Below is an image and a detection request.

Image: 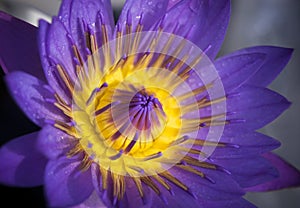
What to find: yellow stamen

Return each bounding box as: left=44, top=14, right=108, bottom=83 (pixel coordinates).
left=160, top=171, right=188, bottom=191
left=56, top=64, right=74, bottom=93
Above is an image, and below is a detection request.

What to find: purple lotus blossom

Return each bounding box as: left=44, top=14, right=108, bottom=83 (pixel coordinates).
left=0, top=0, right=300, bottom=207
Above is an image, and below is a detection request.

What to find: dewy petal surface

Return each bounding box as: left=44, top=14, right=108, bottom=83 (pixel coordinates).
left=38, top=19, right=71, bottom=103
left=215, top=52, right=266, bottom=92
left=59, top=0, right=115, bottom=57
left=37, top=125, right=76, bottom=160
left=158, top=0, right=207, bottom=42
left=5, top=71, right=66, bottom=127
left=168, top=0, right=230, bottom=59
left=115, top=0, right=168, bottom=33
left=45, top=156, right=94, bottom=207
left=0, top=11, right=45, bottom=81
left=0, top=132, right=47, bottom=187
left=45, top=18, right=77, bottom=87
left=136, top=0, right=230, bottom=59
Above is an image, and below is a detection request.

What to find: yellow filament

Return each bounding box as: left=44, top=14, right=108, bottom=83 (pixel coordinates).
left=183, top=156, right=217, bottom=170
left=160, top=171, right=188, bottom=191
left=141, top=177, right=160, bottom=195
left=56, top=64, right=74, bottom=93
left=152, top=175, right=171, bottom=191
left=176, top=164, right=205, bottom=178
left=132, top=177, right=144, bottom=198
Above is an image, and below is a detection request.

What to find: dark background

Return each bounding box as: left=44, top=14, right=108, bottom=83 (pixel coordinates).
left=0, top=0, right=300, bottom=207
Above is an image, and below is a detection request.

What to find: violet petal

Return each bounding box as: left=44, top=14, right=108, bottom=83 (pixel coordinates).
left=196, top=0, right=230, bottom=59
left=38, top=19, right=71, bottom=103
left=245, top=153, right=300, bottom=192
left=213, top=156, right=279, bottom=188
left=0, top=11, right=45, bottom=81
left=115, top=0, right=168, bottom=33
left=5, top=71, right=66, bottom=127
left=45, top=156, right=94, bottom=207
left=227, top=85, right=291, bottom=130
left=231, top=46, right=293, bottom=87
left=207, top=129, right=281, bottom=159
left=70, top=191, right=106, bottom=208
left=37, top=125, right=76, bottom=160
left=152, top=193, right=257, bottom=208
left=0, top=132, right=47, bottom=187
left=195, top=129, right=280, bottom=159
left=46, top=17, right=77, bottom=87
left=68, top=0, right=115, bottom=51
left=168, top=167, right=245, bottom=201
left=215, top=52, right=266, bottom=92
left=163, top=0, right=230, bottom=59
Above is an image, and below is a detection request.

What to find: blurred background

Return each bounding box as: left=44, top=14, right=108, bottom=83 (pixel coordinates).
left=0, top=0, right=299, bottom=207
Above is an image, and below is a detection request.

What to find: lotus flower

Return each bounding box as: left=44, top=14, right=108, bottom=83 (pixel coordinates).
left=0, top=0, right=299, bottom=207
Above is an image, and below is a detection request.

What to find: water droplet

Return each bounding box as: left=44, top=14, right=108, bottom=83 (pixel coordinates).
left=135, top=15, right=141, bottom=20
left=189, top=1, right=201, bottom=13
left=157, top=2, right=163, bottom=9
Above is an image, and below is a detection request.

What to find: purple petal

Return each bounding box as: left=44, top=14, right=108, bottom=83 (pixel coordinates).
left=226, top=86, right=291, bottom=130
left=197, top=0, right=230, bottom=59
left=213, top=156, right=279, bottom=188
left=59, top=0, right=115, bottom=54
left=5, top=71, right=66, bottom=127
left=161, top=0, right=230, bottom=59
left=45, top=156, right=94, bottom=207
left=215, top=52, right=266, bottom=92
left=0, top=11, right=45, bottom=81
left=0, top=132, right=47, bottom=187
left=60, top=0, right=114, bottom=28
left=169, top=167, right=245, bottom=201
left=46, top=17, right=76, bottom=91
left=122, top=178, right=153, bottom=208
left=231, top=46, right=293, bottom=87
left=115, top=0, right=168, bottom=33
left=45, top=18, right=74, bottom=73
left=91, top=163, right=114, bottom=207
left=198, top=198, right=257, bottom=208
left=167, top=0, right=181, bottom=9
left=149, top=167, right=245, bottom=207
left=128, top=0, right=228, bottom=59
left=37, top=125, right=76, bottom=160
left=70, top=192, right=106, bottom=208
left=151, top=193, right=256, bottom=208
left=38, top=19, right=71, bottom=103
left=245, top=153, right=300, bottom=192
left=159, top=1, right=207, bottom=42
left=205, top=130, right=280, bottom=159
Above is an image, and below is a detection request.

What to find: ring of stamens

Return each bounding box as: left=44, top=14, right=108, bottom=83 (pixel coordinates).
left=72, top=59, right=199, bottom=177
left=49, top=23, right=227, bottom=204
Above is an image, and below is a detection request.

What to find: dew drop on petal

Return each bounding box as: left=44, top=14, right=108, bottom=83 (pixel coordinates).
left=157, top=2, right=163, bottom=9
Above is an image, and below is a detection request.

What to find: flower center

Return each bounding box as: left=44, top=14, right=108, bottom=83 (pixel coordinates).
left=129, top=90, right=165, bottom=131
left=72, top=56, right=188, bottom=176
left=48, top=28, right=227, bottom=203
